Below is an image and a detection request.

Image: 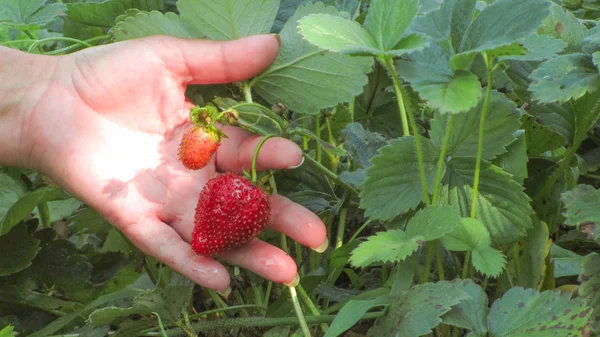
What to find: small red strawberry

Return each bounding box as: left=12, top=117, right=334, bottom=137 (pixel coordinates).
left=191, top=173, right=271, bottom=256
left=178, top=125, right=223, bottom=170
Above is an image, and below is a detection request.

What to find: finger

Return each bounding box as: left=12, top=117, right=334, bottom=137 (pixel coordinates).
left=159, top=34, right=280, bottom=85
left=216, top=126, right=303, bottom=172
left=217, top=239, right=298, bottom=285
left=269, top=194, right=328, bottom=252
left=121, top=217, right=231, bottom=292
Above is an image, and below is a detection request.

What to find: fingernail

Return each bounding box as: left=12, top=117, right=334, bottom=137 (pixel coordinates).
left=270, top=33, right=281, bottom=48
left=313, top=238, right=329, bottom=253
left=288, top=156, right=304, bottom=169
left=284, top=274, right=300, bottom=287
left=216, top=287, right=232, bottom=300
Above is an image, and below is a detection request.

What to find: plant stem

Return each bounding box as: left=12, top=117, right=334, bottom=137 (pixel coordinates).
left=380, top=56, right=410, bottom=136
left=382, top=57, right=431, bottom=206
left=297, top=285, right=329, bottom=334
left=302, top=154, right=359, bottom=197
left=432, top=115, right=456, bottom=204
left=348, top=219, right=373, bottom=242
left=470, top=52, right=494, bottom=219
left=152, top=312, right=169, bottom=337
left=289, top=286, right=312, bottom=337
left=38, top=202, right=51, bottom=227
left=188, top=305, right=267, bottom=320
left=335, top=208, right=348, bottom=248
left=315, top=114, right=322, bottom=163
left=264, top=281, right=273, bottom=307
left=228, top=102, right=285, bottom=131
left=434, top=241, right=445, bottom=281
left=251, top=135, right=274, bottom=183
left=349, top=97, right=356, bottom=122
left=243, top=81, right=253, bottom=103
left=28, top=36, right=93, bottom=53
left=532, top=144, right=578, bottom=202
left=462, top=252, right=471, bottom=279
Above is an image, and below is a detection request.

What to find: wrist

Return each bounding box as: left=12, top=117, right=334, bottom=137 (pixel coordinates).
left=0, top=46, right=57, bottom=170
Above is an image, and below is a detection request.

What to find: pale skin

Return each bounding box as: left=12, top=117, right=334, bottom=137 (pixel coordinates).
left=0, top=34, right=327, bottom=293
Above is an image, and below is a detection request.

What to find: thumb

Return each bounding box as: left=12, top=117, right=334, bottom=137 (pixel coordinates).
left=159, top=34, right=280, bottom=85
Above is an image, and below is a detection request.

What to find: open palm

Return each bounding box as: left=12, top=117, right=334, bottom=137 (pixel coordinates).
left=25, top=35, right=326, bottom=292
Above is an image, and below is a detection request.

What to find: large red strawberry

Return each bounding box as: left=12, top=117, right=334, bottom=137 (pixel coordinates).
left=177, top=125, right=222, bottom=170
left=191, top=173, right=271, bottom=256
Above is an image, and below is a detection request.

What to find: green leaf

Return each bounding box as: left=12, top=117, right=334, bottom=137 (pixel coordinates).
left=550, top=244, right=583, bottom=278
left=111, top=10, right=203, bottom=41
left=396, top=42, right=482, bottom=114
left=458, top=0, right=551, bottom=54
left=67, top=0, right=164, bottom=27
left=0, top=187, right=70, bottom=236
left=472, top=245, right=506, bottom=277
left=360, top=136, right=440, bottom=221
left=342, top=123, right=388, bottom=168
left=405, top=205, right=462, bottom=241
left=0, top=171, right=27, bottom=227
left=0, top=222, right=40, bottom=276
left=497, top=34, right=567, bottom=62
left=562, top=184, right=600, bottom=227
left=350, top=230, right=419, bottom=267
left=430, top=91, right=521, bottom=160
left=573, top=90, right=600, bottom=144
left=29, top=239, right=92, bottom=290
left=298, top=13, right=380, bottom=55
left=530, top=54, right=600, bottom=104
left=69, top=207, right=112, bottom=235
left=506, top=220, right=551, bottom=289
left=324, top=296, right=395, bottom=337
left=520, top=113, right=567, bottom=156
left=528, top=101, right=574, bottom=146
left=177, top=0, right=278, bottom=40
left=252, top=2, right=373, bottom=114
left=368, top=281, right=470, bottom=337
left=0, top=326, right=16, bottom=337
left=32, top=198, right=82, bottom=223
left=442, top=279, right=488, bottom=337
left=492, top=131, right=528, bottom=185
left=441, top=159, right=533, bottom=246
left=363, top=0, right=419, bottom=51
left=0, top=0, right=65, bottom=28
left=413, top=0, right=477, bottom=47
left=386, top=33, right=428, bottom=57
left=579, top=253, right=600, bottom=333
left=488, top=287, right=593, bottom=337
left=537, top=3, right=586, bottom=53
left=441, top=218, right=492, bottom=251
left=90, top=284, right=194, bottom=325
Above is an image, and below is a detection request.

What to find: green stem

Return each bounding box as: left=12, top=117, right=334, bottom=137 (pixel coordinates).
left=297, top=285, right=329, bottom=334
left=380, top=56, right=410, bottom=136
left=382, top=56, right=431, bottom=206
left=289, top=287, right=312, bottom=337
left=349, top=97, right=356, bottom=122
left=315, top=115, right=322, bottom=163
left=228, top=102, right=285, bottom=131
left=422, top=243, right=434, bottom=283
left=348, top=219, right=373, bottom=242
left=28, top=36, right=92, bottom=53
left=264, top=281, right=273, bottom=307
left=243, top=81, right=253, bottom=103
left=462, top=252, right=471, bottom=279
left=189, top=305, right=267, bottom=320
left=432, top=115, right=457, bottom=204
left=38, top=202, right=51, bottom=227
left=295, top=241, right=304, bottom=277
left=251, top=135, right=274, bottom=183
left=470, top=53, right=494, bottom=219
left=335, top=208, right=348, bottom=248
left=44, top=35, right=110, bottom=55
left=434, top=241, right=445, bottom=281
left=302, top=154, right=359, bottom=197
left=152, top=312, right=169, bottom=337
left=512, top=244, right=522, bottom=284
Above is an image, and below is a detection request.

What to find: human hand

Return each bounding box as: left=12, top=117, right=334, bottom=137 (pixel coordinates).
left=18, top=35, right=327, bottom=293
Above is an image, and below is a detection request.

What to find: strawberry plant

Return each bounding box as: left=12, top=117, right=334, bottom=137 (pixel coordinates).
left=2, top=0, right=600, bottom=336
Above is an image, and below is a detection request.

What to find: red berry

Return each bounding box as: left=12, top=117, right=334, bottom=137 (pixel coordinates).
left=178, top=125, right=221, bottom=170
left=191, top=173, right=271, bottom=256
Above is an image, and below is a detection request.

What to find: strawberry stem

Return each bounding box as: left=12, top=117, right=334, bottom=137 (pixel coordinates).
left=252, top=135, right=274, bottom=184
left=289, top=286, right=312, bottom=337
